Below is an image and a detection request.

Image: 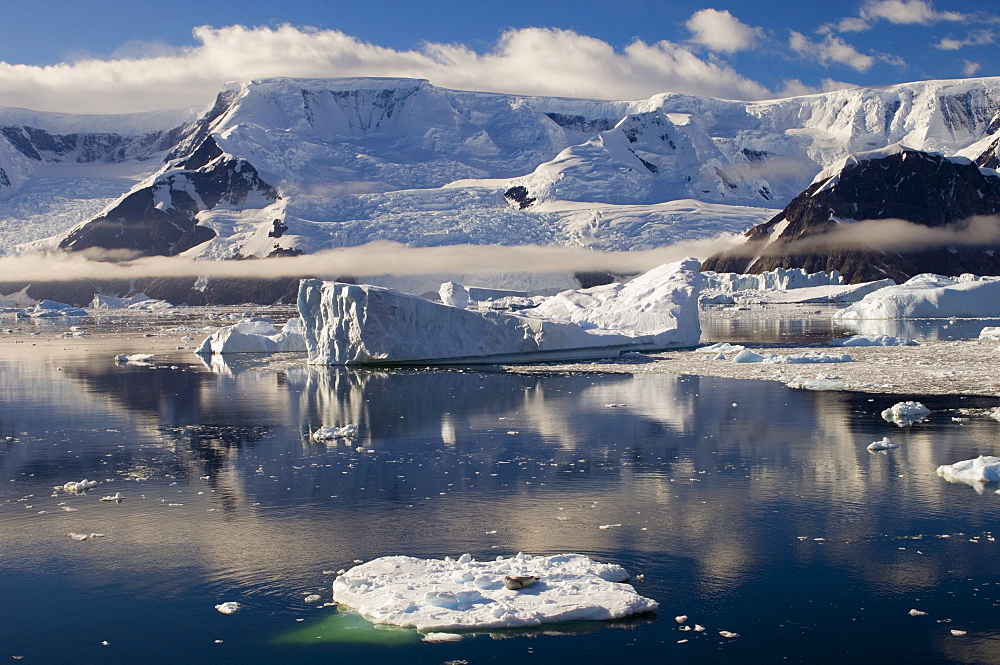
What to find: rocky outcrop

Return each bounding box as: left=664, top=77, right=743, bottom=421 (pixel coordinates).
left=701, top=145, right=1000, bottom=283
left=58, top=136, right=278, bottom=256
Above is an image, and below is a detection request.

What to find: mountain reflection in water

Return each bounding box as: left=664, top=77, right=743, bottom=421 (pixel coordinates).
left=2, top=344, right=1000, bottom=664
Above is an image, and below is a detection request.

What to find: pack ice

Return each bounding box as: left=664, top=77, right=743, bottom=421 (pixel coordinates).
left=299, top=259, right=703, bottom=365
left=331, top=552, right=657, bottom=632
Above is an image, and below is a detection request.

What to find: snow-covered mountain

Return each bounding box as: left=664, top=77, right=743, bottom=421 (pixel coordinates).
left=701, top=144, right=1000, bottom=282
left=3, top=75, right=1000, bottom=270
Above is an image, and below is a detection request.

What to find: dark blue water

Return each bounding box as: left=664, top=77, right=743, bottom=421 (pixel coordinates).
left=2, top=338, right=1000, bottom=664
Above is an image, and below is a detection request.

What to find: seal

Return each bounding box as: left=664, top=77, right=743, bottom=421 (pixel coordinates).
left=503, top=575, right=538, bottom=590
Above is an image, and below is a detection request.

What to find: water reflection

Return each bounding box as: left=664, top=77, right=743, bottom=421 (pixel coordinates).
left=3, top=347, right=1000, bottom=663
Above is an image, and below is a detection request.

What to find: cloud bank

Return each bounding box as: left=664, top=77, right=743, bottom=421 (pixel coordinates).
left=0, top=237, right=743, bottom=284
left=0, top=24, right=778, bottom=114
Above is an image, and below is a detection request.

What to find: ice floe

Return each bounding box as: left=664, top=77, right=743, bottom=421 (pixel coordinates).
left=215, top=602, right=241, bottom=614
left=881, top=401, right=931, bottom=425
left=732, top=349, right=852, bottom=364
left=311, top=425, right=359, bottom=441
left=195, top=318, right=306, bottom=354
left=300, top=259, right=703, bottom=365
left=867, top=437, right=899, bottom=452
left=829, top=335, right=917, bottom=347
left=936, top=456, right=1000, bottom=486
left=331, top=552, right=657, bottom=632
left=115, top=353, right=155, bottom=365
left=57, top=479, right=98, bottom=492
left=835, top=274, right=1000, bottom=320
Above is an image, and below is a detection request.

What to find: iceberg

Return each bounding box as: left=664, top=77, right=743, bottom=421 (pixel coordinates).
left=937, top=456, right=1000, bottom=486
left=834, top=274, right=1000, bottom=320
left=30, top=300, right=87, bottom=318
left=299, top=259, right=703, bottom=365
left=195, top=318, right=306, bottom=354
left=91, top=293, right=151, bottom=310
left=881, top=401, right=931, bottom=425
left=331, top=552, right=657, bottom=632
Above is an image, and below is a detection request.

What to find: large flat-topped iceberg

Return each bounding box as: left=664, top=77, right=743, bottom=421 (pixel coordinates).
left=834, top=274, right=1000, bottom=320
left=331, top=552, right=657, bottom=632
left=299, top=259, right=703, bottom=365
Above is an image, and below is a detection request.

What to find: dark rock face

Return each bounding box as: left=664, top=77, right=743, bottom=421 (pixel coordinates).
left=0, top=124, right=188, bottom=163
left=504, top=185, right=536, bottom=209
left=702, top=147, right=1000, bottom=283
left=59, top=136, right=278, bottom=256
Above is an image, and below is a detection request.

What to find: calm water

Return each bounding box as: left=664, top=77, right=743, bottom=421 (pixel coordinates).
left=3, top=320, right=1000, bottom=664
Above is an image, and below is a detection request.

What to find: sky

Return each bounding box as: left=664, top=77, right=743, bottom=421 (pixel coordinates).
left=0, top=0, right=998, bottom=114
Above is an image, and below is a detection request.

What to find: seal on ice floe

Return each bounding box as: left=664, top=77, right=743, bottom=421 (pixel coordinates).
left=503, top=575, right=537, bottom=590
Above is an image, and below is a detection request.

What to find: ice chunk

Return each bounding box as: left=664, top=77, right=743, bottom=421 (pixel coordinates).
left=57, top=479, right=98, bottom=492
left=215, top=601, right=241, bottom=614
left=732, top=349, right=765, bottom=363
left=30, top=300, right=87, bottom=318
left=439, top=282, right=470, bottom=309
left=92, top=293, right=151, bottom=310
left=867, top=437, right=899, bottom=452
left=331, top=553, right=657, bottom=631
left=100, top=492, right=124, bottom=502
left=881, top=401, right=931, bottom=426
left=311, top=425, right=359, bottom=441
left=114, top=353, right=155, bottom=365
left=299, top=260, right=703, bottom=365
left=195, top=318, right=306, bottom=355
left=937, top=456, right=1000, bottom=485
left=979, top=327, right=1000, bottom=340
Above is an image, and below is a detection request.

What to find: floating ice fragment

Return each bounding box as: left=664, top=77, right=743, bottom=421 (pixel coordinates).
left=882, top=402, right=931, bottom=426
left=937, top=456, right=1000, bottom=487
left=868, top=437, right=899, bottom=452
left=304, top=594, right=322, bottom=603
left=951, top=629, right=967, bottom=636
left=423, top=632, right=464, bottom=642
left=332, top=553, right=657, bottom=631
left=694, top=624, right=705, bottom=632
left=215, top=602, right=241, bottom=614
left=311, top=425, right=359, bottom=441
left=909, top=609, right=928, bottom=616
left=675, top=615, right=689, bottom=624
left=67, top=532, right=105, bottom=541
left=719, top=630, right=739, bottom=638
left=100, top=492, right=124, bottom=502
left=679, top=625, right=692, bottom=631
left=829, top=335, right=917, bottom=347
left=57, top=479, right=98, bottom=493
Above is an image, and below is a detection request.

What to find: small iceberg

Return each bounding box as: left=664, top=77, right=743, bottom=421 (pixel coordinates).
left=834, top=274, right=1000, bottom=320
left=195, top=318, right=306, bottom=355
left=937, top=456, right=1000, bottom=487
left=115, top=353, right=155, bottom=365
left=867, top=437, right=899, bottom=452
left=30, top=300, right=87, bottom=318
left=215, top=601, right=241, bottom=614
left=331, top=552, right=657, bottom=632
left=881, top=401, right=931, bottom=426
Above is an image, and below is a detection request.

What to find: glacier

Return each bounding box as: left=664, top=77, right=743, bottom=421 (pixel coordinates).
left=298, top=258, right=703, bottom=365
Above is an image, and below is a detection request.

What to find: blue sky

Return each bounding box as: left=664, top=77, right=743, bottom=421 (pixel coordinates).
left=0, top=0, right=997, bottom=113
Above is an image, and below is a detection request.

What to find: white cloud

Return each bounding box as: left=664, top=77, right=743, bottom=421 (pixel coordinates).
left=788, top=31, right=876, bottom=73
left=860, top=0, right=964, bottom=25
left=934, top=30, right=995, bottom=50
left=0, top=24, right=776, bottom=114
left=961, top=60, right=981, bottom=77
left=685, top=9, right=761, bottom=53
left=777, top=77, right=860, bottom=97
